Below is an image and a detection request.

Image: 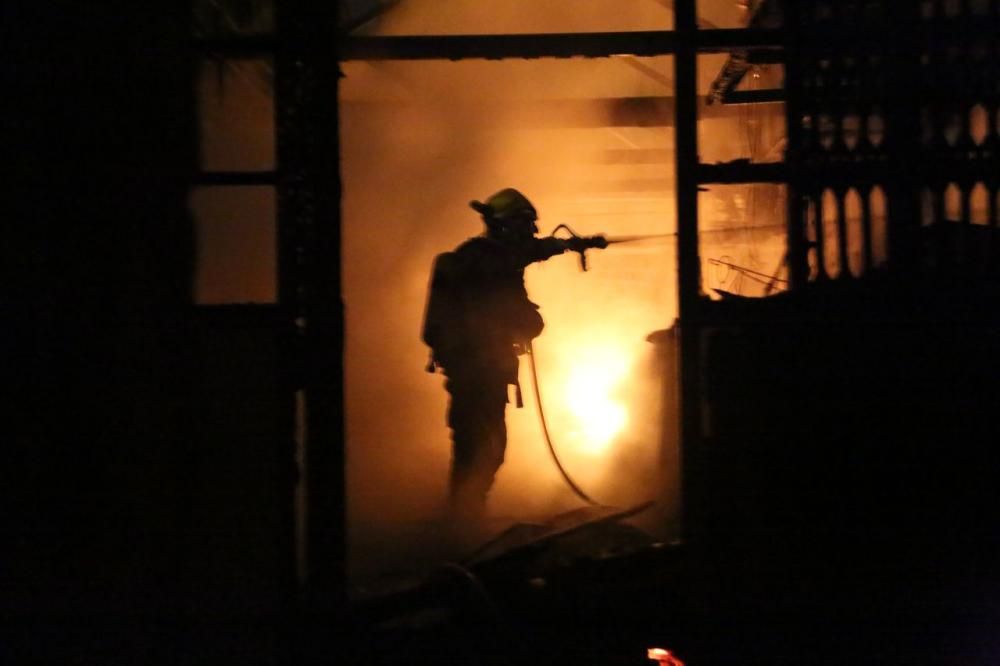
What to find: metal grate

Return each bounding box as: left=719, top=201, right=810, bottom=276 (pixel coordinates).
left=787, top=0, right=1000, bottom=279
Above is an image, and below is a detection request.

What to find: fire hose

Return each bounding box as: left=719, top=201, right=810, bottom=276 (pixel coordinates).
left=526, top=226, right=675, bottom=506
left=526, top=342, right=602, bottom=506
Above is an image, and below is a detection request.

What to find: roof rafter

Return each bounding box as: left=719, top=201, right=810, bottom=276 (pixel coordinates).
left=341, top=29, right=782, bottom=61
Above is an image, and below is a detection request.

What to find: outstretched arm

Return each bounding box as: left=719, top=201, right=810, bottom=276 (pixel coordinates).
left=521, top=234, right=608, bottom=268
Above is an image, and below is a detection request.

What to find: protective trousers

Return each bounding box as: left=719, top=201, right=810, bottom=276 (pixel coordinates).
left=444, top=367, right=508, bottom=518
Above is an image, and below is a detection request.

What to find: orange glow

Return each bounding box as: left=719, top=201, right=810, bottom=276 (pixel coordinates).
left=647, top=647, right=685, bottom=666
left=552, top=342, right=631, bottom=455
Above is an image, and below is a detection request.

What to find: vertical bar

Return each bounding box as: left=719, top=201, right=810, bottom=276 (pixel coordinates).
left=276, top=0, right=345, bottom=616
left=933, top=186, right=947, bottom=266
left=674, top=0, right=701, bottom=543
left=989, top=183, right=998, bottom=270
left=958, top=183, right=971, bottom=266
left=784, top=0, right=809, bottom=286
left=829, top=58, right=847, bottom=158
left=813, top=191, right=828, bottom=280
left=961, top=181, right=972, bottom=224
left=861, top=185, right=874, bottom=272
left=886, top=3, right=923, bottom=272
left=858, top=108, right=871, bottom=153
left=836, top=188, right=850, bottom=274
left=988, top=100, right=999, bottom=156
left=933, top=186, right=946, bottom=230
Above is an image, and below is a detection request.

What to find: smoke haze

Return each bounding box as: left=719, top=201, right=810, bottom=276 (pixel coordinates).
left=187, top=52, right=792, bottom=584
left=341, top=55, right=685, bottom=580
left=338, top=2, right=794, bottom=583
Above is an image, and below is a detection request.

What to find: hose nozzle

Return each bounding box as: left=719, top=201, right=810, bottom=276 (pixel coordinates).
left=550, top=224, right=609, bottom=271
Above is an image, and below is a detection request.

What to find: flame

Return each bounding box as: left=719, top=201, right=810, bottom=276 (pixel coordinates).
left=558, top=345, right=630, bottom=454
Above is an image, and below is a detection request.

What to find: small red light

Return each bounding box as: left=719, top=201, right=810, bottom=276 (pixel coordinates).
left=647, top=647, right=686, bottom=666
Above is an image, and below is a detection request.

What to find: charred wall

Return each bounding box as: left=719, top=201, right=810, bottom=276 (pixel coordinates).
left=6, top=3, right=292, bottom=664
left=678, top=4, right=1000, bottom=662
left=693, top=281, right=1000, bottom=663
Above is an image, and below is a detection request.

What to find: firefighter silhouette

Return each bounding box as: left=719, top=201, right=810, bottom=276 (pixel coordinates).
left=422, top=189, right=607, bottom=517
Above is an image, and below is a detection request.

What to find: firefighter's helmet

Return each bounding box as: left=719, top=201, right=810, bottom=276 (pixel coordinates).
left=469, top=188, right=537, bottom=222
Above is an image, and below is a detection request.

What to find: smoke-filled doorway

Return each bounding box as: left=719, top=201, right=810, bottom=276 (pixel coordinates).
left=340, top=55, right=682, bottom=582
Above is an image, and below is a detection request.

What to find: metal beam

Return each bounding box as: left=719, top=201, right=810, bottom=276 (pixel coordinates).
left=192, top=28, right=791, bottom=62
left=696, top=28, right=783, bottom=51
left=782, top=0, right=808, bottom=288
left=697, top=161, right=787, bottom=184
left=340, top=31, right=678, bottom=60
left=340, top=29, right=783, bottom=61
left=720, top=89, right=785, bottom=105
left=277, top=0, right=346, bottom=617
left=340, top=95, right=744, bottom=128
left=674, top=0, right=703, bottom=547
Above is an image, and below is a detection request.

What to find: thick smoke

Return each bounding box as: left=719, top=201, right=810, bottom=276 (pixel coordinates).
left=339, top=2, right=788, bottom=583
left=341, top=56, right=684, bottom=581
left=189, top=0, right=797, bottom=586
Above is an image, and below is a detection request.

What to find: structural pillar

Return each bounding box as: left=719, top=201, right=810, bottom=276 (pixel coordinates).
left=673, top=0, right=703, bottom=544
